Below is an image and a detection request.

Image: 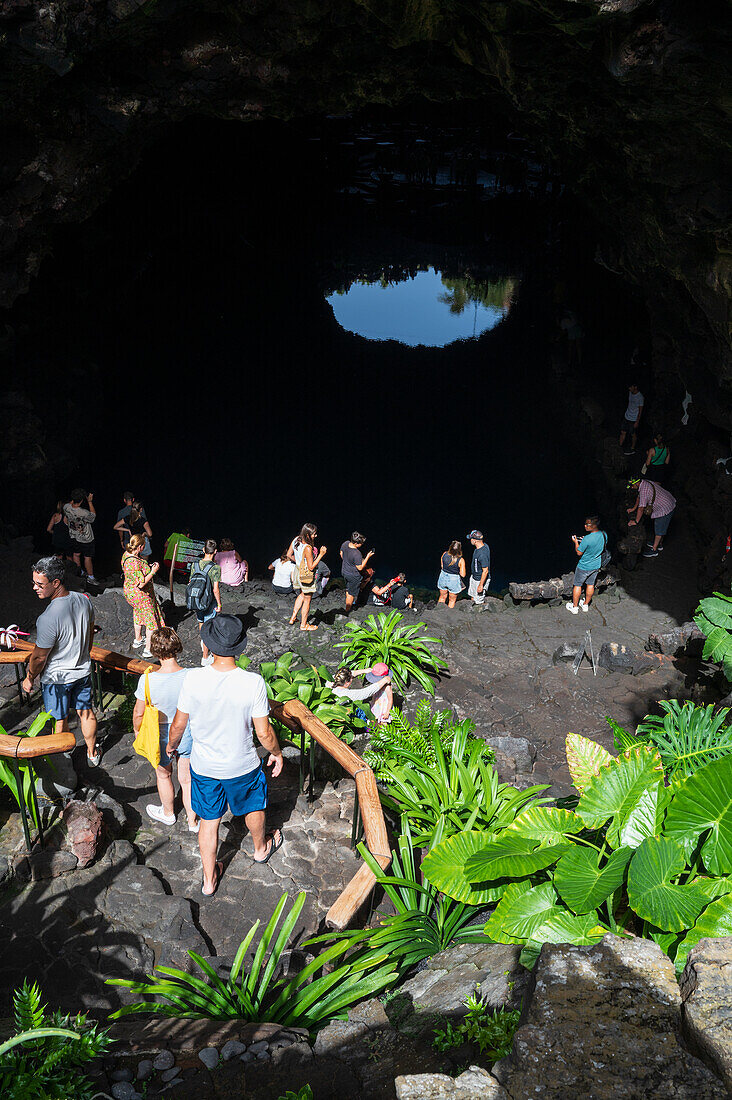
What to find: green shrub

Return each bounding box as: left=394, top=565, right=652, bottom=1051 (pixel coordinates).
left=0, top=981, right=111, bottom=1100
left=423, top=732, right=732, bottom=973
left=335, top=610, right=447, bottom=694
left=238, top=651, right=369, bottom=745
left=378, top=718, right=549, bottom=848
left=278, top=1088, right=314, bottom=1100
left=308, top=822, right=491, bottom=971
left=364, top=699, right=493, bottom=779
left=694, top=588, right=732, bottom=681
left=608, top=702, right=732, bottom=781
left=432, top=993, right=520, bottom=1062
left=108, top=891, right=397, bottom=1031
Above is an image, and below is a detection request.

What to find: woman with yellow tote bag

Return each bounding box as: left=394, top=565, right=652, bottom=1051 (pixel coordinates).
left=133, top=668, right=161, bottom=769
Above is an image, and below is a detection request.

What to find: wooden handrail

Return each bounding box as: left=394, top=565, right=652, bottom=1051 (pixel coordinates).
left=0, top=732, right=77, bottom=759
left=11, top=638, right=158, bottom=676
left=271, top=698, right=391, bottom=930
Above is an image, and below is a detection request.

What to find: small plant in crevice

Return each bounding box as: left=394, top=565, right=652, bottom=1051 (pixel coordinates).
left=431, top=993, right=520, bottom=1062
left=277, top=1086, right=314, bottom=1100
left=0, top=980, right=111, bottom=1100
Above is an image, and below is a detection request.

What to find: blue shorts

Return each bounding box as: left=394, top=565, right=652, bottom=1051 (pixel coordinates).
left=190, top=762, right=268, bottom=821
left=654, top=509, right=674, bottom=538
left=196, top=605, right=218, bottom=624
left=159, top=725, right=192, bottom=768
left=41, top=675, right=93, bottom=720
left=438, top=570, right=462, bottom=594
left=574, top=566, right=599, bottom=587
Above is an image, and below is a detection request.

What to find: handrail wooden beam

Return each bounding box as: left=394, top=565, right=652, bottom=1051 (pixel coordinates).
left=11, top=638, right=157, bottom=676
left=0, top=732, right=77, bottom=759
left=273, top=698, right=391, bottom=930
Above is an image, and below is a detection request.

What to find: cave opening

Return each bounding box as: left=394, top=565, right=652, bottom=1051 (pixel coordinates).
left=7, top=109, right=650, bottom=589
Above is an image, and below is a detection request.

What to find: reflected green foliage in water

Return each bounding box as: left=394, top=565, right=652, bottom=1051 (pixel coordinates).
left=439, top=274, right=517, bottom=315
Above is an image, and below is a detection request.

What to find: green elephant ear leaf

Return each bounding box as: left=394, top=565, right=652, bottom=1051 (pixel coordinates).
left=663, top=756, right=732, bottom=874
left=577, top=744, right=664, bottom=848
left=420, top=832, right=507, bottom=905
left=503, top=806, right=584, bottom=845
left=674, top=893, right=732, bottom=975
left=554, top=845, right=633, bottom=914
left=627, top=836, right=708, bottom=932
left=484, top=881, right=604, bottom=946
left=465, top=837, right=570, bottom=882
left=565, top=733, right=614, bottom=793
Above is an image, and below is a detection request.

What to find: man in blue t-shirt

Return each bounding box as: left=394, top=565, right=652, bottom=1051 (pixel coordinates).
left=567, top=515, right=606, bottom=614
left=468, top=530, right=491, bottom=605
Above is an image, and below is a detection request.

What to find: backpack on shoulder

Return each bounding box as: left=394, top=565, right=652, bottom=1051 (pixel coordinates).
left=186, top=560, right=215, bottom=613
left=600, top=532, right=612, bottom=570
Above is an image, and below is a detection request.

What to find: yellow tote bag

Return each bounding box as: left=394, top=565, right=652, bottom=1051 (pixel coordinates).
left=133, top=668, right=161, bottom=769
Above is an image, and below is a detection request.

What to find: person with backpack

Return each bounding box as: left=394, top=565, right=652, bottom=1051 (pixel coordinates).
left=288, top=523, right=326, bottom=631
left=566, top=515, right=607, bottom=615
left=122, top=534, right=164, bottom=655
left=186, top=539, right=222, bottom=627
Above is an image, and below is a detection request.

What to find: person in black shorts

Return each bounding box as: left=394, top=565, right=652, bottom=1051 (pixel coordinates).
left=340, top=532, right=375, bottom=613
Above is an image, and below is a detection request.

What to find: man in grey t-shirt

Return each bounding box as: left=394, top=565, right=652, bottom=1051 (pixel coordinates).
left=22, top=556, right=100, bottom=765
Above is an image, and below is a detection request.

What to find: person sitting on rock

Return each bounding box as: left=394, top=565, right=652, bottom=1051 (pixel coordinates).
left=567, top=515, right=606, bottom=614
left=372, top=573, right=413, bottom=610
left=215, top=537, right=248, bottom=588
left=269, top=552, right=295, bottom=595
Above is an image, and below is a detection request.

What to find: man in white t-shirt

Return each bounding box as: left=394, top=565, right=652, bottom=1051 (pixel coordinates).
left=619, top=383, right=644, bottom=456
left=168, top=614, right=283, bottom=897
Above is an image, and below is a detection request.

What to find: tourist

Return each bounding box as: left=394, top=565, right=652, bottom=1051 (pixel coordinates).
left=644, top=433, right=670, bottom=484
left=21, top=556, right=99, bottom=765
left=114, top=502, right=152, bottom=558
left=215, top=538, right=248, bottom=588
left=269, top=552, right=295, bottom=595
left=289, top=524, right=326, bottom=631
left=329, top=663, right=393, bottom=725
left=437, top=540, right=466, bottom=608
left=627, top=478, right=676, bottom=557
left=340, top=532, right=375, bottom=613
left=46, top=501, right=73, bottom=559
left=167, top=614, right=284, bottom=897
left=619, top=382, right=644, bottom=456
left=566, top=515, right=606, bottom=614
left=116, top=491, right=146, bottom=546
left=64, top=489, right=97, bottom=582
left=122, top=534, right=163, bottom=655
left=188, top=539, right=222, bottom=625
left=467, top=530, right=491, bottom=605
left=133, top=627, right=197, bottom=831
left=314, top=560, right=331, bottom=599
left=372, top=573, right=413, bottom=610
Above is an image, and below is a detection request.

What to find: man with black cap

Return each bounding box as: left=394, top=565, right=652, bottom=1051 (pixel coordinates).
left=467, top=530, right=491, bottom=605
left=168, top=614, right=283, bottom=897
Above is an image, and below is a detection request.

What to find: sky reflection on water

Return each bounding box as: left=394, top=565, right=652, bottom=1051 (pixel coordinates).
left=327, top=266, right=515, bottom=347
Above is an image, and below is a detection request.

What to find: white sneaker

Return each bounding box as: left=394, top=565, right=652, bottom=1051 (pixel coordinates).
left=142, top=650, right=154, bottom=658
left=566, top=602, right=579, bottom=615
left=146, top=804, right=176, bottom=826
left=581, top=602, right=590, bottom=612
left=87, top=751, right=101, bottom=767
left=132, top=639, right=144, bottom=649
left=188, top=820, right=200, bottom=833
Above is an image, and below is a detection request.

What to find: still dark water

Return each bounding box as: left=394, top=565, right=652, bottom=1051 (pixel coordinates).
left=12, top=117, right=644, bottom=590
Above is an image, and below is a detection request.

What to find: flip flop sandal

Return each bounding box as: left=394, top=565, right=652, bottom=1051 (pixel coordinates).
left=201, top=860, right=223, bottom=897
left=253, top=831, right=284, bottom=865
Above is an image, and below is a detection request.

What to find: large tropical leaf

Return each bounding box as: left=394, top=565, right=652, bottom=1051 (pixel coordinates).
left=484, top=881, right=604, bottom=946
left=565, top=734, right=613, bottom=793
left=674, top=893, right=732, bottom=975
left=663, top=755, right=732, bottom=873
left=627, top=836, right=708, bottom=932
left=464, top=836, right=571, bottom=882
left=577, top=744, right=664, bottom=848
left=635, top=701, right=732, bottom=781
left=502, top=806, right=584, bottom=845
left=421, top=832, right=507, bottom=905
left=554, top=845, right=633, bottom=914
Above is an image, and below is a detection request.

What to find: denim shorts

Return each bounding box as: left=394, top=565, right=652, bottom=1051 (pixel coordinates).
left=41, top=674, right=93, bottom=720
left=573, top=566, right=599, bottom=587
left=438, top=570, right=462, bottom=594
left=190, top=762, right=268, bottom=821
left=196, top=604, right=218, bottom=624
left=654, top=509, right=675, bottom=538
left=159, top=724, right=192, bottom=768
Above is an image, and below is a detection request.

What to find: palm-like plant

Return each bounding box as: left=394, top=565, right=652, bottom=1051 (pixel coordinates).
left=108, top=892, right=397, bottom=1031
left=335, top=610, right=447, bottom=694
left=307, top=822, right=490, bottom=970
left=608, top=701, right=732, bottom=781
left=0, top=711, right=54, bottom=826
left=0, top=981, right=111, bottom=1100
left=364, top=699, right=493, bottom=778
left=379, top=721, right=549, bottom=845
